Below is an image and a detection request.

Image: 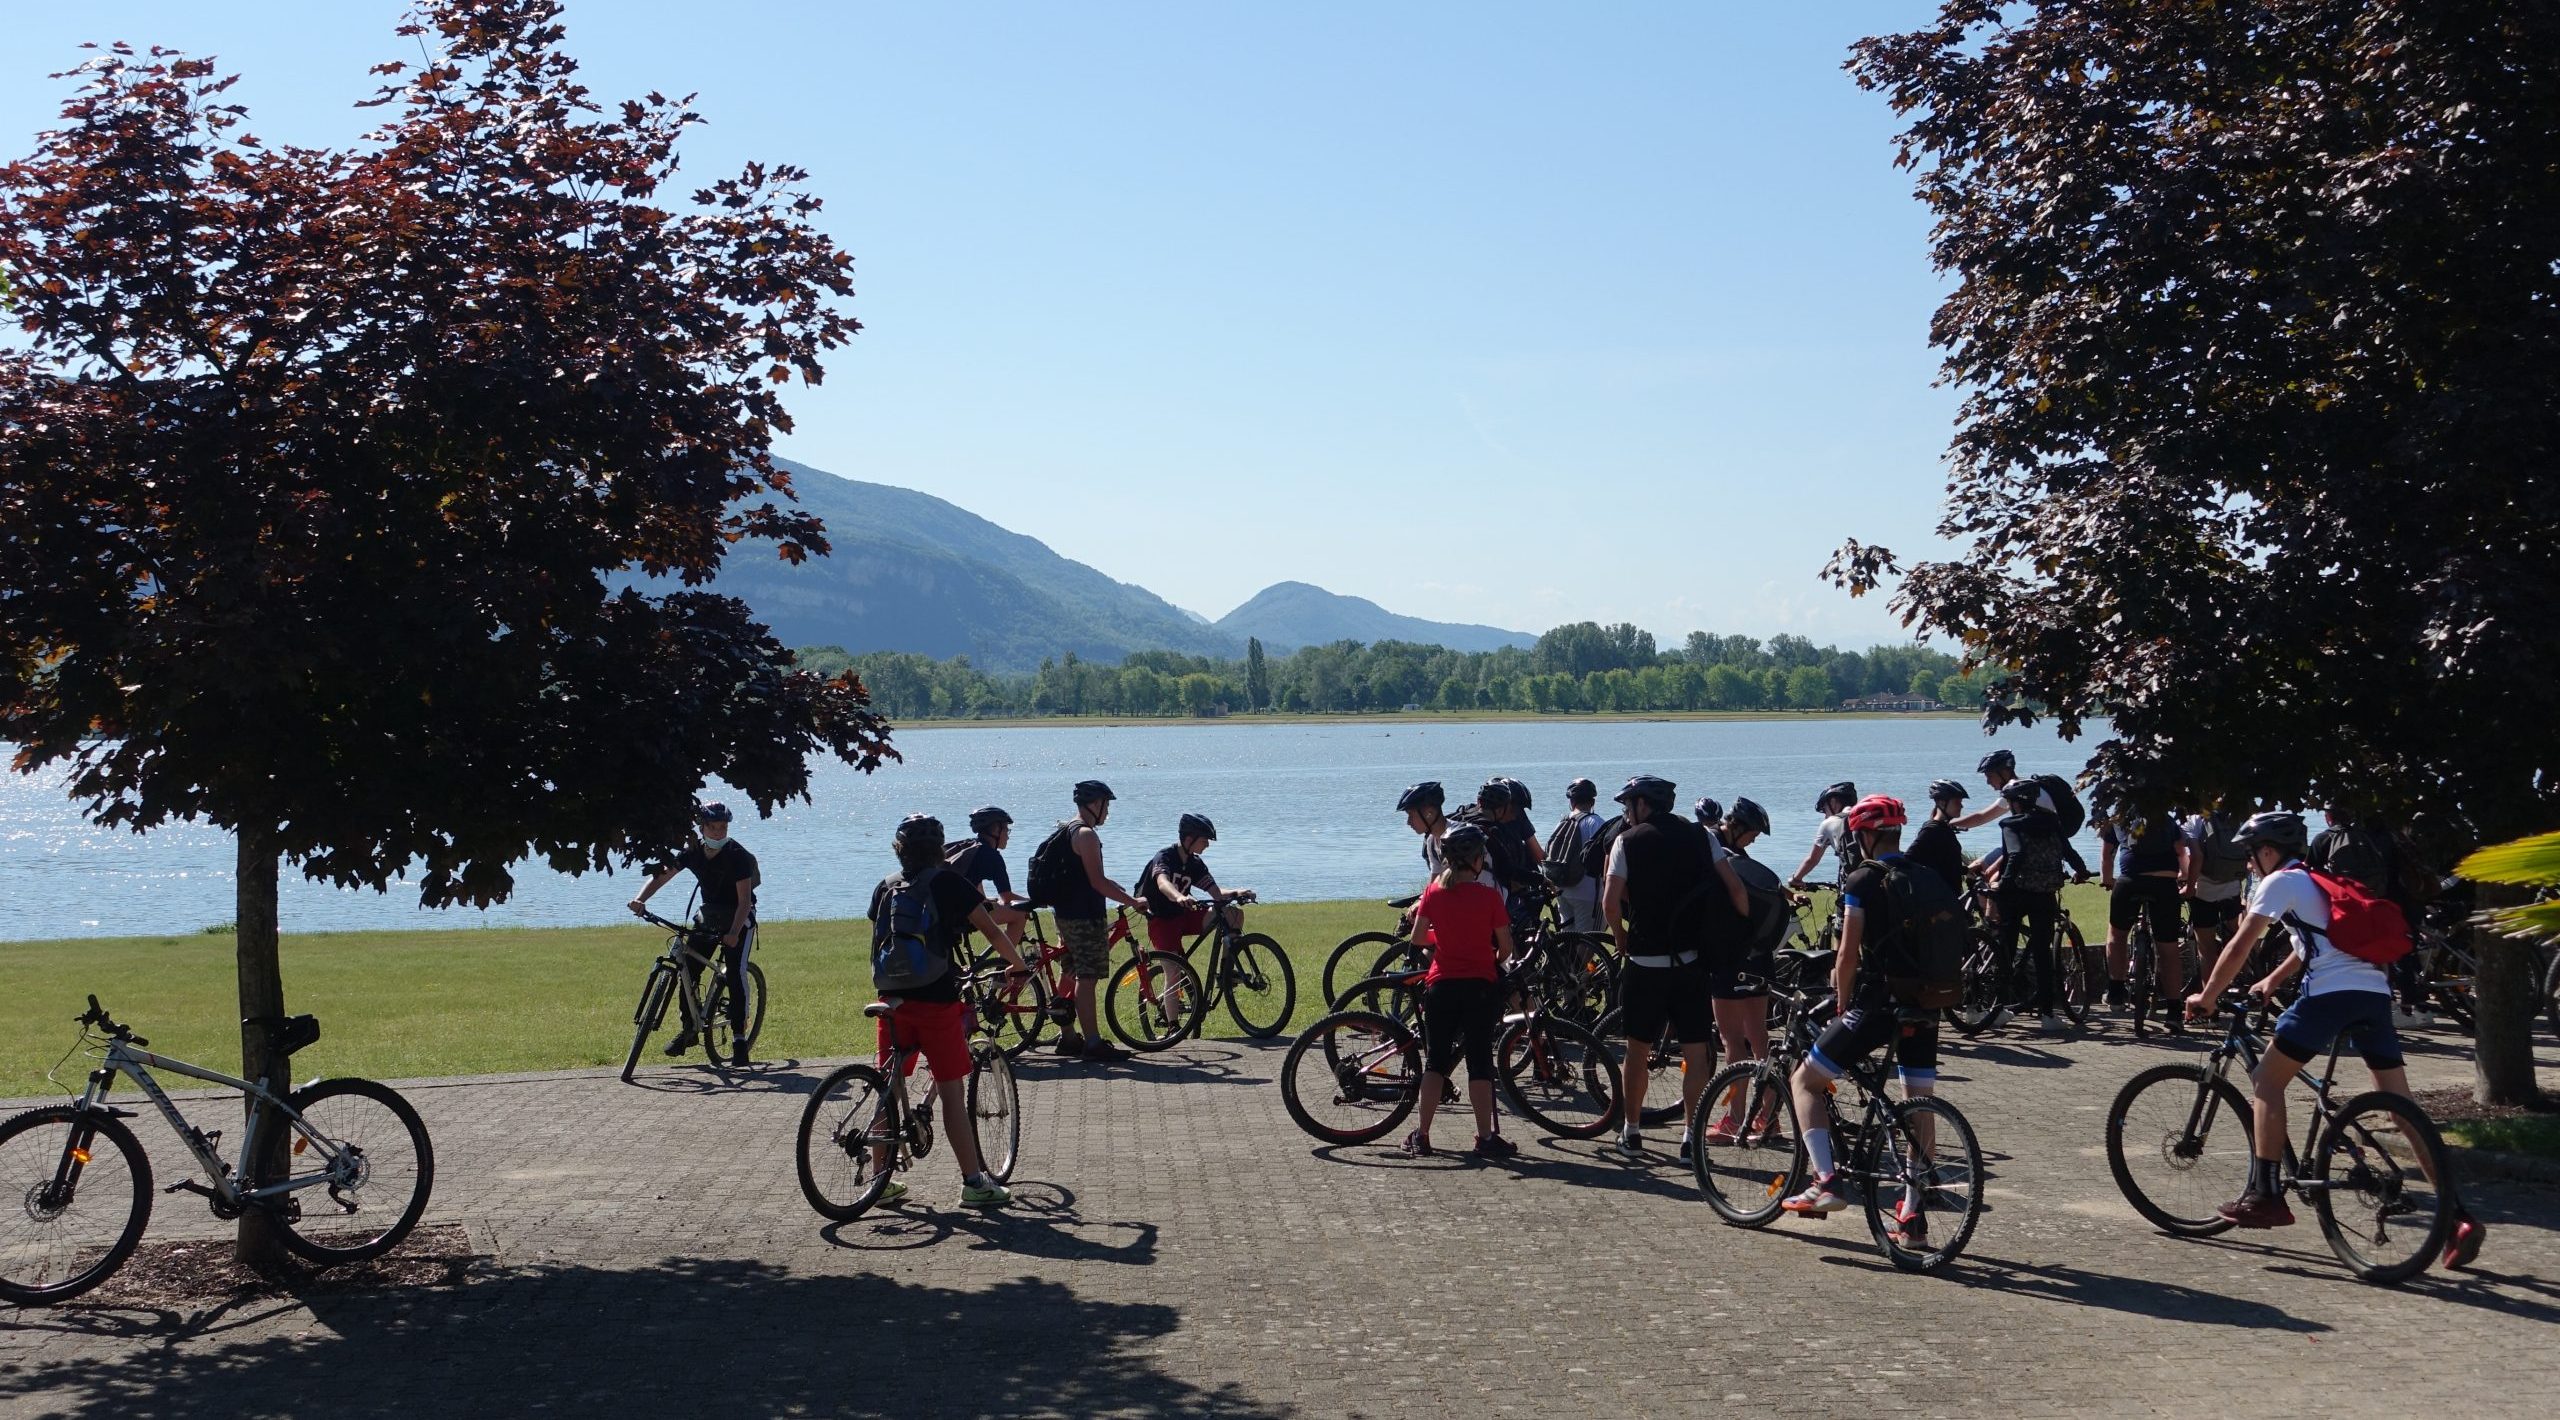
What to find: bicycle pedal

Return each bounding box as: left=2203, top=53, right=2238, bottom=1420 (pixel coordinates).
left=164, top=1178, right=219, bottom=1199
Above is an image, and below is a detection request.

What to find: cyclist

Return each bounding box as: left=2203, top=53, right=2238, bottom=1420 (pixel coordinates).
left=1048, top=780, right=1151, bottom=1063
left=2180, top=804, right=2253, bottom=1002
left=2182, top=811, right=2485, bottom=1262
left=866, top=814, right=1031, bottom=1209
left=2308, top=812, right=2434, bottom=1029
left=1986, top=779, right=2072, bottom=1033
left=1702, top=796, right=1779, bottom=1142
left=1951, top=749, right=2045, bottom=830
left=1140, top=814, right=1250, bottom=954
left=1602, top=774, right=1748, bottom=1160
left=2101, top=801, right=2187, bottom=1025
left=1782, top=794, right=1941, bottom=1239
left=1692, top=796, right=1724, bottom=828
left=627, top=801, right=761, bottom=1065
left=1399, top=780, right=1451, bottom=891
left=1787, top=781, right=1861, bottom=890
left=1468, top=778, right=1539, bottom=900
left=1550, top=778, right=1607, bottom=934
left=948, top=806, right=1033, bottom=935
left=1403, top=824, right=1519, bottom=1160
left=1906, top=779, right=1971, bottom=890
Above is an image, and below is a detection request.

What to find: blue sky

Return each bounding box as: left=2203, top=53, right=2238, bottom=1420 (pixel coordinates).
left=4, top=2, right=1959, bottom=646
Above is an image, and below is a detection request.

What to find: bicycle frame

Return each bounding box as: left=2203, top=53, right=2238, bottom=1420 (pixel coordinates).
left=635, top=909, right=744, bottom=1034
left=77, top=1040, right=343, bottom=1209
left=2198, top=1004, right=2355, bottom=1170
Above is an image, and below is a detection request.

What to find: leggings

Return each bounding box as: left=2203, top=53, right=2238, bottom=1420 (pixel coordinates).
left=1422, top=978, right=1502, bottom=1079
left=684, top=918, right=756, bottom=1028
left=1994, top=888, right=2058, bottom=1012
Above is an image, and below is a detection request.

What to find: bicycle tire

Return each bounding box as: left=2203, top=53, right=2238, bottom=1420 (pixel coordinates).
left=2128, top=925, right=2156, bottom=1037
left=2104, top=1063, right=2254, bottom=1237
left=1329, top=971, right=1425, bottom=1032
left=1104, top=950, right=1202, bottom=1052
left=1221, top=933, right=1298, bottom=1040
left=797, top=1063, right=895, bottom=1222
left=0, top=1106, right=153, bottom=1306
left=969, top=1042, right=1021, bottom=1185
left=1687, top=1060, right=1802, bottom=1227
left=1321, top=931, right=1408, bottom=1005
left=1280, top=1010, right=1421, bottom=1144
left=1590, top=1007, right=1705, bottom=1129
left=2310, top=1089, right=2455, bottom=1285
left=2058, top=919, right=2099, bottom=1027
left=271, top=1078, right=437, bottom=1265
left=1946, top=932, right=2006, bottom=1037
left=621, top=966, right=676, bottom=1082
left=702, top=961, right=770, bottom=1064
left=972, top=963, right=1052, bottom=1060
left=1495, top=1014, right=1621, bottom=1140
left=1865, top=1096, right=1984, bottom=1273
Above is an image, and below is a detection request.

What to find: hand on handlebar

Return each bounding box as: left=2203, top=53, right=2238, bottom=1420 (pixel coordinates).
left=627, top=899, right=650, bottom=917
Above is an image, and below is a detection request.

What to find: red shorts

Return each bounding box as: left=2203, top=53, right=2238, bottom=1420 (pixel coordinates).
left=874, top=998, right=971, bottom=1080
left=1146, top=905, right=1211, bottom=955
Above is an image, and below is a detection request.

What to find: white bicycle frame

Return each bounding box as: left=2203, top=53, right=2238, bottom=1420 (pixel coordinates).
left=79, top=1038, right=349, bottom=1209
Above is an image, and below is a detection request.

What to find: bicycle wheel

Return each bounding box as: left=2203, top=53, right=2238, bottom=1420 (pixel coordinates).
left=1330, top=971, right=1425, bottom=1032
left=797, top=1063, right=896, bottom=1222
left=1687, top=1060, right=1803, bottom=1227
left=702, top=961, right=769, bottom=1064
left=1322, top=931, right=1408, bottom=1004
left=2104, top=1063, right=2254, bottom=1236
left=968, top=1041, right=1021, bottom=1184
left=2309, top=1089, right=2455, bottom=1285
left=621, top=966, right=676, bottom=1082
left=971, top=963, right=1052, bottom=1060
left=1591, top=1007, right=1702, bottom=1129
left=1104, top=950, right=1202, bottom=1051
left=1946, top=933, right=2005, bottom=1037
left=1495, top=1015, right=1622, bottom=1140
left=1279, top=1010, right=1421, bottom=1144
left=1541, top=933, right=1618, bottom=1026
left=272, top=1079, right=436, bottom=1264
left=1865, top=1096, right=1984, bottom=1273
left=2058, top=920, right=2100, bottom=1027
left=1221, top=933, right=1298, bottom=1039
left=2127, top=926, right=2156, bottom=1037
left=0, top=1106, right=153, bottom=1306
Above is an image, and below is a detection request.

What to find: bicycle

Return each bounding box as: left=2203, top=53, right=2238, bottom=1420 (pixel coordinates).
left=1320, top=895, right=1422, bottom=1005
left=0, top=997, right=436, bottom=1306
left=2103, top=992, right=2461, bottom=1284
left=1094, top=907, right=1208, bottom=1052
left=795, top=999, right=1019, bottom=1222
left=1279, top=971, right=1620, bottom=1145
left=622, top=907, right=768, bottom=1081
left=1142, top=890, right=1300, bottom=1042
left=1685, top=954, right=1987, bottom=1273
left=1947, top=875, right=2099, bottom=1036
left=962, top=911, right=1064, bottom=1060
left=2124, top=909, right=2198, bottom=1039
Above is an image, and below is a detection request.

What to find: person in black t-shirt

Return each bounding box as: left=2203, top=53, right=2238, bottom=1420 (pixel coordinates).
left=949, top=806, right=1033, bottom=934
left=1600, top=774, right=1749, bottom=1160
left=629, top=801, right=762, bottom=1065
left=1906, top=780, right=1971, bottom=892
left=1139, top=813, right=1252, bottom=955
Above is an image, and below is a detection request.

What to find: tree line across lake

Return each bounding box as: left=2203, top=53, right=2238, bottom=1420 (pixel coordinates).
left=793, top=623, right=1985, bottom=720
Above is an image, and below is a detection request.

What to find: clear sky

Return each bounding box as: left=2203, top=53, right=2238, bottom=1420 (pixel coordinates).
left=4, top=2, right=1960, bottom=647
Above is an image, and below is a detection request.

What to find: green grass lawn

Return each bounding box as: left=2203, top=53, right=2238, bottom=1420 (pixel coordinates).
left=2441, top=1114, right=2560, bottom=1163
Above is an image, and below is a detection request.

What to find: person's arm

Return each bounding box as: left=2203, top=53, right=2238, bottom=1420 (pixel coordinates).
left=724, top=872, right=758, bottom=945
left=1787, top=837, right=1828, bottom=890
left=1078, top=828, right=1147, bottom=911
left=1951, top=803, right=2002, bottom=831
left=1714, top=852, right=1748, bottom=917
left=1834, top=903, right=1864, bottom=1006
left=627, top=864, right=683, bottom=913
left=967, top=902, right=1027, bottom=969
left=1601, top=871, right=1629, bottom=949
left=2097, top=824, right=2118, bottom=891
left=2060, top=836, right=2090, bottom=879
left=2252, top=950, right=2303, bottom=998
left=2177, top=835, right=2201, bottom=897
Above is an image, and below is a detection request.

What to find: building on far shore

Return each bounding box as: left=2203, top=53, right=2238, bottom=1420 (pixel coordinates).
left=1838, top=692, right=1947, bottom=713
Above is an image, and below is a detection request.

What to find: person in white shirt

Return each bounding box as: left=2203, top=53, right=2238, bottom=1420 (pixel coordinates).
left=1786, top=781, right=1860, bottom=889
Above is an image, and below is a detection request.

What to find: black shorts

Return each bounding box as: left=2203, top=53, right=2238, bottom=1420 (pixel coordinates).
left=2109, top=876, right=2183, bottom=936
left=2189, top=894, right=2244, bottom=935
left=1422, top=977, right=1502, bottom=1079
left=1809, top=997, right=1940, bottom=1085
left=1619, top=961, right=1714, bottom=1046
left=1709, top=949, right=1771, bottom=1001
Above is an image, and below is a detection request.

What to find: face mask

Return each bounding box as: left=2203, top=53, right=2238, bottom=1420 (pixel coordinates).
left=699, top=834, right=728, bottom=854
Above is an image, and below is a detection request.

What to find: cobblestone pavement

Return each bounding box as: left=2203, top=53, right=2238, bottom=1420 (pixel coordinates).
left=2, top=1017, right=2553, bottom=1419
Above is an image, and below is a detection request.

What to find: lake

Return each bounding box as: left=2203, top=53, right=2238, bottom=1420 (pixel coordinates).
left=1, top=716, right=2109, bottom=941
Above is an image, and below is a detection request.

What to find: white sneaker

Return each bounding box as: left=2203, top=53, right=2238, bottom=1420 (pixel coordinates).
left=2392, top=1006, right=2436, bottom=1030
left=2038, top=1012, right=2065, bottom=1034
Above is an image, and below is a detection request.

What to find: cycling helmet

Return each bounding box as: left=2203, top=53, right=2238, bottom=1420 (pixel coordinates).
left=1692, top=796, right=1723, bottom=827
left=1477, top=778, right=1513, bottom=811
left=1815, top=780, right=1857, bottom=812
left=1565, top=777, right=1598, bottom=806
left=1442, top=823, right=1491, bottom=864
left=893, top=813, right=945, bottom=852
left=1177, top=812, right=1217, bottom=843
left=1397, top=781, right=1446, bottom=813
left=1844, top=794, right=1907, bottom=832
left=966, top=805, right=1012, bottom=834
left=694, top=800, right=734, bottom=824
left=1927, top=778, right=1968, bottom=803
left=2234, top=810, right=2308, bottom=857
left=1727, top=797, right=1772, bottom=836
left=1072, top=779, right=1115, bottom=806
left=1998, top=779, right=2044, bottom=811
left=1977, top=748, right=2017, bottom=775
left=1614, top=775, right=1677, bottom=812
left=1502, top=777, right=1533, bottom=812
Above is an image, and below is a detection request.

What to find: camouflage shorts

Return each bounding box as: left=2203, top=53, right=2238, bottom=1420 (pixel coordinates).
left=1057, top=915, right=1112, bottom=980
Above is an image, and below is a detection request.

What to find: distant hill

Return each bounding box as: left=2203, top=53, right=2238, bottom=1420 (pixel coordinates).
left=1216, top=581, right=1536, bottom=655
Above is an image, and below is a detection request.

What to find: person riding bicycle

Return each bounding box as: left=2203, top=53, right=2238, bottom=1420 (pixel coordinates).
left=1906, top=779, right=1971, bottom=891
left=1986, top=778, right=2073, bottom=1033
left=1141, top=814, right=1250, bottom=954
left=866, top=814, right=1032, bottom=1209
left=2182, top=810, right=2484, bottom=1264
left=1550, top=778, right=1607, bottom=934
left=1787, top=781, right=1862, bottom=890
left=948, top=806, right=1034, bottom=936
left=1047, top=780, right=1151, bottom=1063
left=1602, top=774, right=1749, bottom=1160
left=627, top=801, right=761, bottom=1066
left=1402, top=824, right=1520, bottom=1160
left=1782, top=794, right=1942, bottom=1238
left=2101, top=796, right=2187, bottom=1027
left=1463, top=778, right=1539, bottom=900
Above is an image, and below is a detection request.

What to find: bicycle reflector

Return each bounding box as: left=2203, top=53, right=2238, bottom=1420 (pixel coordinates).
left=292, top=1135, right=309, bottom=1155
left=71, top=1146, right=91, bottom=1166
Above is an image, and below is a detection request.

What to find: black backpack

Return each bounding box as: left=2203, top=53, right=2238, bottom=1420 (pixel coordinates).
left=1023, top=822, right=1080, bottom=908
left=1582, top=813, right=1628, bottom=886
left=2032, top=773, right=2087, bottom=838
left=1542, top=810, right=1594, bottom=889
left=1878, top=859, right=1968, bottom=1008
left=2195, top=813, right=2251, bottom=884
left=871, top=869, right=958, bottom=994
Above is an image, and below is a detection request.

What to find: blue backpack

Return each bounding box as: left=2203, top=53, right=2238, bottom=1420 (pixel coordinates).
left=871, top=869, right=957, bottom=994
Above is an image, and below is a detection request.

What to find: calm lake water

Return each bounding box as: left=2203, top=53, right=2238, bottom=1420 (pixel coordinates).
left=1, top=717, right=2109, bottom=941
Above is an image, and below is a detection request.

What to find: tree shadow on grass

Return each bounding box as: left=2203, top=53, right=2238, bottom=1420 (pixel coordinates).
left=5, top=1257, right=1285, bottom=1420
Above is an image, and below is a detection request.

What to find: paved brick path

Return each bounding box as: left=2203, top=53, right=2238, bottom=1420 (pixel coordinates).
left=2, top=1019, right=2553, bottom=1419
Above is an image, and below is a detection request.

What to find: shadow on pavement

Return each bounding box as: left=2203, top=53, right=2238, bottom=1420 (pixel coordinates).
left=7, top=1258, right=1281, bottom=1419
left=817, top=1181, right=1160, bottom=1268
left=1010, top=1042, right=1273, bottom=1088
left=622, top=1059, right=828, bottom=1096
left=1899, top=1253, right=2336, bottom=1333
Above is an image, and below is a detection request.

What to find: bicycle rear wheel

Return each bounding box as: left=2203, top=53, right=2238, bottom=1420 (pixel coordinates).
left=621, top=966, right=676, bottom=1082
left=1687, top=1060, right=1801, bottom=1227
left=0, top=1106, right=153, bottom=1306
left=2127, top=926, right=2156, bottom=1037
left=1330, top=971, right=1425, bottom=1032
left=972, top=963, right=1052, bottom=1059
left=2058, top=920, right=2100, bottom=1027
left=797, top=1063, right=895, bottom=1222
left=2310, top=1090, right=2455, bottom=1285
left=273, top=1078, right=437, bottom=1265
left=1104, top=950, right=1202, bottom=1051
left=703, top=961, right=769, bottom=1064
left=1592, top=1007, right=1701, bottom=1128
left=1946, top=933, right=2005, bottom=1037
left=1279, top=1011, right=1421, bottom=1144
left=968, top=1042, right=1021, bottom=1184
left=1495, top=1015, right=1621, bottom=1140
left=1321, top=931, right=1406, bottom=1005
left=2104, top=1063, right=2253, bottom=1236
left=1221, top=933, right=1298, bottom=1039
left=1865, top=1096, right=1984, bottom=1273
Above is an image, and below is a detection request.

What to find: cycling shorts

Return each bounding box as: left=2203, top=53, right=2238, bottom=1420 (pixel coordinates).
left=1619, top=961, right=1714, bottom=1046
left=2109, top=876, right=2183, bottom=936
left=1056, top=915, right=1112, bottom=980
left=1146, top=904, right=1211, bottom=955
left=875, top=997, right=972, bottom=1080
left=1808, top=998, right=1939, bottom=1087
left=1422, top=977, right=1502, bottom=1079
left=2271, top=990, right=2404, bottom=1071
left=2189, top=894, right=2244, bottom=935
left=1709, top=949, right=1772, bottom=1001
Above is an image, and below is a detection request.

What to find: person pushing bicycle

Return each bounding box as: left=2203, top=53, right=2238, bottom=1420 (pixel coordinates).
left=1140, top=814, right=1251, bottom=955
left=628, top=801, right=761, bottom=1066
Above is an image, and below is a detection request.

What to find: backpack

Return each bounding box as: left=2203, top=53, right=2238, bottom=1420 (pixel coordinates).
left=1023, top=822, right=1080, bottom=909
left=2310, top=824, right=2395, bottom=898
left=2296, top=869, right=2414, bottom=966
left=2195, top=814, right=2251, bottom=884
left=871, top=869, right=959, bottom=993
left=2002, top=813, right=2069, bottom=894
left=1582, top=813, right=1628, bottom=886
left=1542, top=811, right=1594, bottom=889
left=1878, top=859, right=1969, bottom=1008
left=1725, top=852, right=1794, bottom=961
left=2031, top=773, right=2086, bottom=838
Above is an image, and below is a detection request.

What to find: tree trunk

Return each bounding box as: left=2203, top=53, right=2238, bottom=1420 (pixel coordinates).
left=2471, top=883, right=2544, bottom=1109
left=235, top=825, right=291, bottom=1271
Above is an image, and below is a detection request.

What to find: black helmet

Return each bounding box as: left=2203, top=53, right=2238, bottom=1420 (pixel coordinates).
left=2000, top=779, right=2042, bottom=809
left=1692, top=796, right=1723, bottom=827
left=1977, top=748, right=2016, bottom=776
left=967, top=805, right=1012, bottom=834
left=1073, top=779, right=1115, bottom=806
left=1397, top=781, right=1446, bottom=813
left=1565, top=777, right=1598, bottom=806
left=1816, top=780, right=1857, bottom=812
left=1614, top=775, right=1677, bottom=812
left=1502, top=777, right=1533, bottom=812
left=1442, top=823, right=1491, bottom=862
left=1477, top=778, right=1513, bottom=810
left=2235, top=810, right=2308, bottom=857
left=1927, top=778, right=1967, bottom=803
left=694, top=800, right=734, bottom=824
left=1178, top=812, right=1217, bottom=843
left=894, top=813, right=945, bottom=853
left=1727, top=797, right=1771, bottom=836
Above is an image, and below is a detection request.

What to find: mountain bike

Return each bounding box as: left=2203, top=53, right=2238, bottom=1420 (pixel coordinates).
left=2103, top=993, right=2461, bottom=1284
left=1153, top=891, right=1299, bottom=1041
left=1947, top=876, right=2098, bottom=1036
left=1686, top=954, right=1987, bottom=1273
left=622, top=908, right=767, bottom=1080
left=1279, top=973, right=1619, bottom=1145
left=1096, top=907, right=1207, bottom=1052
left=795, top=1000, right=1019, bottom=1222
left=963, top=912, right=1063, bottom=1060
left=2125, top=909, right=2198, bottom=1039
left=1320, top=895, right=1422, bottom=1005
left=0, top=997, right=435, bottom=1306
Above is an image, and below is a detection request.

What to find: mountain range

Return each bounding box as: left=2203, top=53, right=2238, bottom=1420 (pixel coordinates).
left=670, top=460, right=1534, bottom=671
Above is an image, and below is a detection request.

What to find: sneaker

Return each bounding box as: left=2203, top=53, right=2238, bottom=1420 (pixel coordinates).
left=2216, top=1191, right=2296, bottom=1229
left=1703, top=1114, right=1744, bottom=1147
left=728, top=1041, right=751, bottom=1068
left=2443, top=1211, right=2486, bottom=1270
left=1610, top=1130, right=1645, bottom=1158
left=1782, top=1174, right=1852, bottom=1216
left=1889, top=1192, right=1929, bottom=1243
left=2106, top=983, right=2129, bottom=1012
left=1471, top=1133, right=1519, bottom=1161
left=877, top=1179, right=909, bottom=1207
left=1081, top=1039, right=1134, bottom=1063
left=2038, top=1012, right=2065, bottom=1035
left=662, top=1032, right=697, bottom=1057
left=1052, top=1032, right=1086, bottom=1057
left=960, top=1179, right=1012, bottom=1209
left=1677, top=1135, right=1696, bottom=1164
left=1401, top=1131, right=1435, bottom=1158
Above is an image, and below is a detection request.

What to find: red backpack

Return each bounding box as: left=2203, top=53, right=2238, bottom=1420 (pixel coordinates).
left=2298, top=869, right=2414, bottom=966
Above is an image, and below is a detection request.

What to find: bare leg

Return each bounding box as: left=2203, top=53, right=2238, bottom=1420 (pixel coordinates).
left=1468, top=1077, right=1497, bottom=1140
left=1679, top=1041, right=1714, bottom=1130
left=938, top=1077, right=986, bottom=1179
left=1415, top=1069, right=1448, bottom=1144
left=1620, top=1036, right=1654, bottom=1131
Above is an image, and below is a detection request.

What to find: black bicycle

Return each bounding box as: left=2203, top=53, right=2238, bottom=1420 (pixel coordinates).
left=1319, top=895, right=1423, bottom=1005
left=623, top=907, right=767, bottom=1080
left=2124, top=909, right=2198, bottom=1038
left=1280, top=969, right=1620, bottom=1145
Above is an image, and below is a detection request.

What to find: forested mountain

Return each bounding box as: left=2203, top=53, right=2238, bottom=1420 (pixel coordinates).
left=1215, top=581, right=1534, bottom=654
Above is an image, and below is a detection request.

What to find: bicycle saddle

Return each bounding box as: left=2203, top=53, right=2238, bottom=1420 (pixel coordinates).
left=862, top=1002, right=899, bottom=1020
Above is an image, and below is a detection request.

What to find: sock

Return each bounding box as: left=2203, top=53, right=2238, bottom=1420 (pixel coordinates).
left=2247, top=1156, right=2279, bottom=1197
left=1805, top=1127, right=1835, bottom=1178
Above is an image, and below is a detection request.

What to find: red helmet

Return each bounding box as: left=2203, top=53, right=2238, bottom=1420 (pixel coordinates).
left=1844, top=794, right=1907, bottom=832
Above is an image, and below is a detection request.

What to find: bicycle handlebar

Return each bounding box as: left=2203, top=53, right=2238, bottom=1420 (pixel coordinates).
left=631, top=906, right=706, bottom=937
left=78, top=994, right=146, bottom=1046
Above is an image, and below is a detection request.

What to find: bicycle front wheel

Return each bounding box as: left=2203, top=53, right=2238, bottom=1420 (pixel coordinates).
left=1322, top=931, right=1406, bottom=1005
left=622, top=966, right=676, bottom=1082
left=703, top=961, right=769, bottom=1064
left=1946, top=933, right=2005, bottom=1037
left=1688, top=1060, right=1802, bottom=1227
left=2058, top=920, right=2100, bottom=1027
left=797, top=1064, right=895, bottom=1222
left=972, top=963, right=1052, bottom=1060
left=2127, top=928, right=2157, bottom=1037
left=1222, top=933, right=1298, bottom=1039
left=273, top=1078, right=437, bottom=1265
left=1104, top=950, right=1203, bottom=1051
left=0, top=1106, right=153, bottom=1306
left=1495, top=1015, right=1621, bottom=1140
left=2310, top=1090, right=2455, bottom=1285
left=2104, top=1063, right=2252, bottom=1236
left=1279, top=1010, right=1421, bottom=1144
left=969, top=1042, right=1021, bottom=1184
left=1865, top=1096, right=1985, bottom=1273
left=1330, top=971, right=1425, bottom=1032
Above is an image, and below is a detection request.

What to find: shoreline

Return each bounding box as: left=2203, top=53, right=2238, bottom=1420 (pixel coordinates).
left=887, top=709, right=1980, bottom=732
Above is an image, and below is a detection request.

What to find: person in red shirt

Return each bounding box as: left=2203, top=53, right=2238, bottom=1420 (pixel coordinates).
left=1403, top=825, right=1520, bottom=1159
